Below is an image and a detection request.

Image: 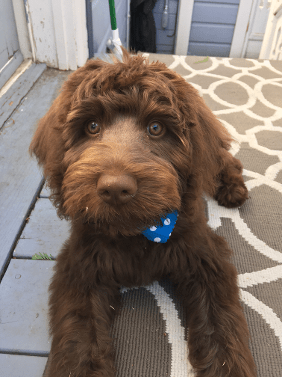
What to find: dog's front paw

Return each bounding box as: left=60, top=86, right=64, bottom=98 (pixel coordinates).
left=215, top=180, right=248, bottom=208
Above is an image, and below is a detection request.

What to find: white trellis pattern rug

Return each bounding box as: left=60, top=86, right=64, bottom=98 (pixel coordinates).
left=110, top=54, right=282, bottom=377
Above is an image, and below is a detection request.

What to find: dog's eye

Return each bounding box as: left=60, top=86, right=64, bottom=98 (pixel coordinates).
left=147, top=122, right=165, bottom=137
left=87, top=122, right=100, bottom=135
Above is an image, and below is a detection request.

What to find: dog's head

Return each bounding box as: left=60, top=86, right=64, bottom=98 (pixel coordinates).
left=30, top=51, right=231, bottom=237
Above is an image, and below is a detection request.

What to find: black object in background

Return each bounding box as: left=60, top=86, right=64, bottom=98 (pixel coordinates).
left=130, top=0, right=157, bottom=53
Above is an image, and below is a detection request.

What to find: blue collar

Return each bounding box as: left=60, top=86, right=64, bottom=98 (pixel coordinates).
left=141, top=211, right=178, bottom=243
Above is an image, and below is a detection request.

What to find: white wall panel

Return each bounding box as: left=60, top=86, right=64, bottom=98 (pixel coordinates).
left=25, top=0, right=88, bottom=69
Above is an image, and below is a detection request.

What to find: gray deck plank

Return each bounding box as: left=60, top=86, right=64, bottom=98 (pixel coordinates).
left=0, top=62, right=46, bottom=129
left=39, top=183, right=50, bottom=198
left=0, top=354, right=47, bottom=377
left=0, top=259, right=54, bottom=354
left=14, top=198, right=70, bottom=259
left=0, top=69, right=71, bottom=276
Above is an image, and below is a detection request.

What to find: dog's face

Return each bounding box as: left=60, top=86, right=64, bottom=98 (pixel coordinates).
left=30, top=52, right=229, bottom=237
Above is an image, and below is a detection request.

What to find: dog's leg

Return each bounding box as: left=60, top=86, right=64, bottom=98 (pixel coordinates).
left=45, top=288, right=119, bottom=377
left=173, top=231, right=256, bottom=377
left=44, top=251, right=120, bottom=377
left=214, top=154, right=248, bottom=208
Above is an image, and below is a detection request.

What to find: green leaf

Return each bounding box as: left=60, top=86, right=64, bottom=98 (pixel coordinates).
left=194, top=56, right=209, bottom=64
left=31, top=252, right=53, bottom=260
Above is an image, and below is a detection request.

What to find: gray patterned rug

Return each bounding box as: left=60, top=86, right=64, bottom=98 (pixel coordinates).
left=109, top=54, right=282, bottom=377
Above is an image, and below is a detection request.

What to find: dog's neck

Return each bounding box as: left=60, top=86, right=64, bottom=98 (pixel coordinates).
left=141, top=211, right=178, bottom=243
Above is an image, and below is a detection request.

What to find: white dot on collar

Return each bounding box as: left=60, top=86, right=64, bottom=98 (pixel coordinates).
left=150, top=226, right=157, bottom=231
left=164, top=218, right=171, bottom=225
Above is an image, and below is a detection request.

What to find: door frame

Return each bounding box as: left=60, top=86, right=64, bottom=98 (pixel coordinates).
left=0, top=0, right=25, bottom=89
left=175, top=0, right=194, bottom=55
left=229, top=0, right=254, bottom=57
left=10, top=0, right=88, bottom=70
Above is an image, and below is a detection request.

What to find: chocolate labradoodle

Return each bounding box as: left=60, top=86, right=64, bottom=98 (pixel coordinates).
left=30, top=51, right=256, bottom=377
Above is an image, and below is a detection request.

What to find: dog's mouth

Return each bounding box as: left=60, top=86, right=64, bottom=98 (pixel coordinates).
left=63, top=177, right=181, bottom=237
left=81, top=204, right=178, bottom=238
left=63, top=178, right=181, bottom=237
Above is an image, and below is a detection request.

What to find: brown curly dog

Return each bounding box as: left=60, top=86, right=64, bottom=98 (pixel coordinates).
left=30, top=51, right=256, bottom=377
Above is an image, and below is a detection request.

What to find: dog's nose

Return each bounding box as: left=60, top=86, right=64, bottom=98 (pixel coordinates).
left=97, top=174, right=137, bottom=205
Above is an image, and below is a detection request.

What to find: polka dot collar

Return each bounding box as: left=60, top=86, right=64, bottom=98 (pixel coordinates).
left=141, top=211, right=178, bottom=243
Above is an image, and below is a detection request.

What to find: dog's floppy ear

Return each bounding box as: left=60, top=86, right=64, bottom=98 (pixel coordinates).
left=189, top=92, right=234, bottom=194
left=29, top=59, right=107, bottom=213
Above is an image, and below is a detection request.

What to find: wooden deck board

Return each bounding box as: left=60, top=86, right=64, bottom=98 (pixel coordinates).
left=0, top=62, right=46, bottom=129
left=14, top=198, right=70, bottom=259
left=39, top=183, right=50, bottom=198
left=0, top=259, right=54, bottom=354
left=0, top=354, right=47, bottom=377
left=0, top=68, right=71, bottom=276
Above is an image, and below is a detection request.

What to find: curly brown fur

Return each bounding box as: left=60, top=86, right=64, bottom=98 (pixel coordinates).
left=30, top=50, right=254, bottom=377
